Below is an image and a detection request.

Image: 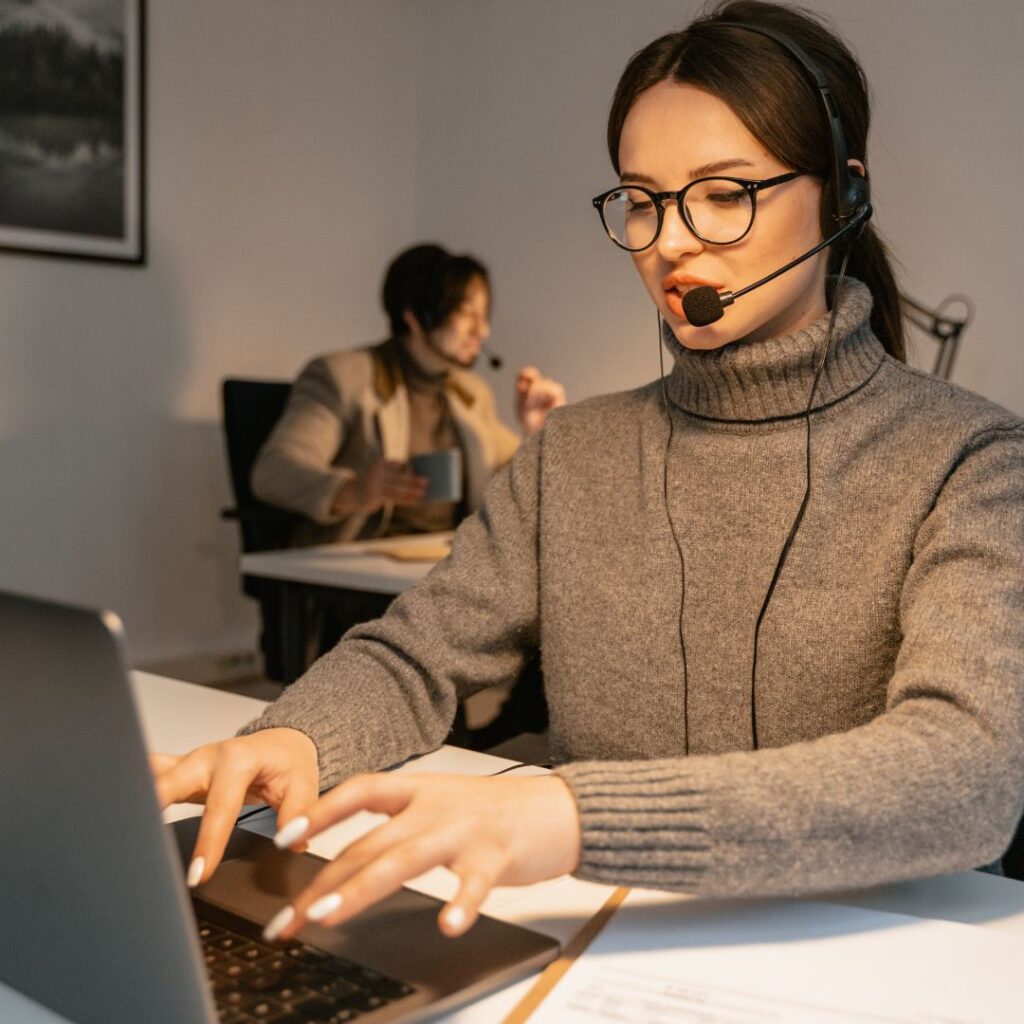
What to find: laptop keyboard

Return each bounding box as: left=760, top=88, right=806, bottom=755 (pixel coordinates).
left=199, top=915, right=416, bottom=1023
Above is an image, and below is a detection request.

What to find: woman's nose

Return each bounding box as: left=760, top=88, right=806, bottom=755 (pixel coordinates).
left=656, top=200, right=704, bottom=263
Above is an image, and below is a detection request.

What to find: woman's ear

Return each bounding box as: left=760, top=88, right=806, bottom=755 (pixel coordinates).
left=402, top=308, right=426, bottom=342
left=848, top=158, right=867, bottom=179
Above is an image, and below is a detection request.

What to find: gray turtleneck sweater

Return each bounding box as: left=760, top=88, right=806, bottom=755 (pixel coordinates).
left=241, top=280, right=1024, bottom=897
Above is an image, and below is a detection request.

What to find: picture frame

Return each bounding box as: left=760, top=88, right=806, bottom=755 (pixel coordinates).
left=0, top=0, right=146, bottom=264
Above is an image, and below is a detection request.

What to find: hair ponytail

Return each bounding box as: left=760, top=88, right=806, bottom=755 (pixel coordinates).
left=833, top=224, right=904, bottom=361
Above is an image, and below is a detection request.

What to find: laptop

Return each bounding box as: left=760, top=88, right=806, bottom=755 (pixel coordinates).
left=0, top=590, right=560, bottom=1024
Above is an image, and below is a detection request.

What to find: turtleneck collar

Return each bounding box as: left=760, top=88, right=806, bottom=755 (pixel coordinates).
left=391, top=336, right=449, bottom=393
left=664, top=278, right=886, bottom=423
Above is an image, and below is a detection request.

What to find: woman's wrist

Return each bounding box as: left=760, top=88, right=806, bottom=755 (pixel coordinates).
left=537, top=775, right=582, bottom=875
left=331, top=475, right=364, bottom=516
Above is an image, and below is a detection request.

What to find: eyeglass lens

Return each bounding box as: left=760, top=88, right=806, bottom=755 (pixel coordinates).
left=601, top=179, right=754, bottom=250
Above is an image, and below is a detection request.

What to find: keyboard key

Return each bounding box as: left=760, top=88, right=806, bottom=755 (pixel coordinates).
left=372, top=977, right=414, bottom=1000
left=213, top=982, right=245, bottom=1004
left=283, top=966, right=322, bottom=987
left=241, top=996, right=284, bottom=1019
left=266, top=981, right=311, bottom=1004
left=214, top=961, right=248, bottom=981
left=241, top=969, right=284, bottom=992
left=292, top=994, right=338, bottom=1020
left=345, top=991, right=387, bottom=1013
left=312, top=976, right=359, bottom=1000
left=265, top=1013, right=306, bottom=1024
left=257, top=954, right=292, bottom=974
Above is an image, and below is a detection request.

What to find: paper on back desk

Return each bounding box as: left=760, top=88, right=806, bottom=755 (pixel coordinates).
left=526, top=888, right=1024, bottom=1023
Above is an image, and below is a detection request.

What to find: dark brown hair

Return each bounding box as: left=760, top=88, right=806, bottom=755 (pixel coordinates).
left=382, top=243, right=490, bottom=338
left=608, top=0, right=904, bottom=360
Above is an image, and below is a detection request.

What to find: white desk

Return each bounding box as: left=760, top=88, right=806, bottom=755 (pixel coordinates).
left=241, top=533, right=452, bottom=680
left=4, top=673, right=1024, bottom=1024
left=240, top=532, right=453, bottom=594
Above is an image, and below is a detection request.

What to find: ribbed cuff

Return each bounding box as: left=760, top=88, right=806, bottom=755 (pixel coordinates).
left=236, top=703, right=339, bottom=788
left=557, top=760, right=713, bottom=892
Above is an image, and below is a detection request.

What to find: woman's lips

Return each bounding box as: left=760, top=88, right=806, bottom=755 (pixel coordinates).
left=663, top=281, right=724, bottom=324
left=665, top=290, right=687, bottom=320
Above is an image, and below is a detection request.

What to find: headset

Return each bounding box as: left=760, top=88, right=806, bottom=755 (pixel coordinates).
left=681, top=23, right=872, bottom=327
left=661, top=21, right=871, bottom=753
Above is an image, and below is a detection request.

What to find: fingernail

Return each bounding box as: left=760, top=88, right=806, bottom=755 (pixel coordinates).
left=444, top=906, right=467, bottom=932
left=306, top=892, right=343, bottom=922
left=187, top=857, right=205, bottom=889
left=273, top=816, right=309, bottom=849
left=263, top=905, right=295, bottom=942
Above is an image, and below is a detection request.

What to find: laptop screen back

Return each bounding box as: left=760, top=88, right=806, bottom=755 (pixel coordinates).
left=0, top=591, right=215, bottom=1024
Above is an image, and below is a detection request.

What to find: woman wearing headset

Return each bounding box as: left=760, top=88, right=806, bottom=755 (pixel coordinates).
left=154, top=1, right=1024, bottom=941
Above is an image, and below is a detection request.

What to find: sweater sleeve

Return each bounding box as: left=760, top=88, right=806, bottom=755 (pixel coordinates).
left=250, top=358, right=356, bottom=525
left=557, top=426, right=1024, bottom=897
left=239, top=431, right=543, bottom=787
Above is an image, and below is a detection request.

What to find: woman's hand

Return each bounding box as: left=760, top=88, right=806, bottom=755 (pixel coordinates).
left=150, top=728, right=320, bottom=888
left=515, top=366, right=566, bottom=437
left=332, top=459, right=428, bottom=516
left=263, top=772, right=581, bottom=942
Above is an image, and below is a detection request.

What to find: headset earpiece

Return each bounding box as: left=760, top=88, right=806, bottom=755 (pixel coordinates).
left=820, top=167, right=870, bottom=242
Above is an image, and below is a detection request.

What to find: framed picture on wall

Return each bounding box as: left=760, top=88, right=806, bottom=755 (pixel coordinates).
left=0, top=0, right=145, bottom=264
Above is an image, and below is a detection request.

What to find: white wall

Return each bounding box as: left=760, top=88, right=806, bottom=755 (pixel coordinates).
left=0, top=1, right=427, bottom=662
left=416, top=0, right=1024, bottom=424
left=2, top=0, right=1021, bottom=666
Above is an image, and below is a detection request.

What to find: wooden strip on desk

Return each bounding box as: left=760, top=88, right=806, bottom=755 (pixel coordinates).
left=501, top=885, right=630, bottom=1024
left=364, top=543, right=451, bottom=562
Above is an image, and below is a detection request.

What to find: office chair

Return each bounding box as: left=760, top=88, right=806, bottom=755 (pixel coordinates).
left=220, top=378, right=303, bottom=681
left=1003, top=813, right=1024, bottom=882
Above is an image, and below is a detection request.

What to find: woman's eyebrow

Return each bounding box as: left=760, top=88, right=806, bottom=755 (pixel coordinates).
left=619, top=158, right=756, bottom=186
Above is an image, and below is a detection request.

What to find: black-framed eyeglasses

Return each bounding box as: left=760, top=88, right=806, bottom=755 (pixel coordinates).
left=592, top=172, right=803, bottom=251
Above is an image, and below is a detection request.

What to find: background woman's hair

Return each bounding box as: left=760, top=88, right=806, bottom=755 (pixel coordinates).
left=607, top=0, right=905, bottom=360
left=382, top=243, right=490, bottom=338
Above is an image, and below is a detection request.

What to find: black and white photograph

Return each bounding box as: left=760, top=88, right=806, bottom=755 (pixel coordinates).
left=0, top=0, right=144, bottom=262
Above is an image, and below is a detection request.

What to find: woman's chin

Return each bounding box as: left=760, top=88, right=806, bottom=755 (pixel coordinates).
left=668, top=318, right=734, bottom=352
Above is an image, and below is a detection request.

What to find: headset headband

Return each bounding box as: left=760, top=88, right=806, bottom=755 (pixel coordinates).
left=727, top=22, right=867, bottom=226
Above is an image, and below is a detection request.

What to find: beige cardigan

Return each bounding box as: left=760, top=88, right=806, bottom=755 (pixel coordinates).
left=251, top=340, right=520, bottom=543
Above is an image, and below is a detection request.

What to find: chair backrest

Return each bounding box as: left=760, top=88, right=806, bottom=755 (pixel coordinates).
left=1003, top=813, right=1024, bottom=881
left=221, top=378, right=299, bottom=553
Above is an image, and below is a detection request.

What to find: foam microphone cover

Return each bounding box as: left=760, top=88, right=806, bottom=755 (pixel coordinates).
left=682, top=287, right=724, bottom=326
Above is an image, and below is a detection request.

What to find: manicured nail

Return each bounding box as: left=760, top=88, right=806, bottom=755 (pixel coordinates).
left=444, top=906, right=466, bottom=932
left=274, top=816, right=309, bottom=849
left=306, top=893, right=343, bottom=922
left=263, top=905, right=295, bottom=942
left=187, top=857, right=205, bottom=889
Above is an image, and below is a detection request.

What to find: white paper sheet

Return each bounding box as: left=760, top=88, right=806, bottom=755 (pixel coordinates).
left=527, top=889, right=1024, bottom=1023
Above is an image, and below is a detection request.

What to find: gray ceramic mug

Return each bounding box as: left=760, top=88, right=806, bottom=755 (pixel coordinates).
left=410, top=449, right=463, bottom=502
